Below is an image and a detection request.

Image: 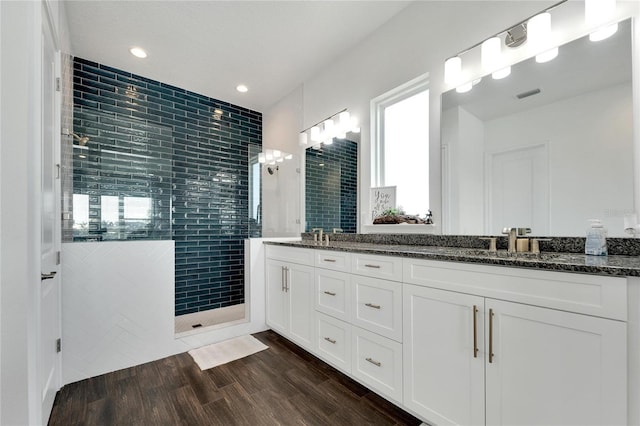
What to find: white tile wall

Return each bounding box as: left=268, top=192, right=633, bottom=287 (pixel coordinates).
left=61, top=239, right=270, bottom=385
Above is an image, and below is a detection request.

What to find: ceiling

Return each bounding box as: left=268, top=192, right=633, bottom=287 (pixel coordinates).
left=64, top=0, right=412, bottom=112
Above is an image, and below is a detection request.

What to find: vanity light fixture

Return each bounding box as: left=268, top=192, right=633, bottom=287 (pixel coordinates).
left=586, top=0, right=618, bottom=42
left=443, top=0, right=571, bottom=90
left=258, top=148, right=293, bottom=166
left=129, top=47, right=147, bottom=58
left=299, top=109, right=359, bottom=148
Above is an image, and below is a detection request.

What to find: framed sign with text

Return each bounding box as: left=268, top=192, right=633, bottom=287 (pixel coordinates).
left=370, top=186, right=396, bottom=220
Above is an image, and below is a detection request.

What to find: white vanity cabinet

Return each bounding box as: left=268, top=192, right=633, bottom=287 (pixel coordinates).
left=403, top=258, right=628, bottom=426
left=265, top=246, right=315, bottom=350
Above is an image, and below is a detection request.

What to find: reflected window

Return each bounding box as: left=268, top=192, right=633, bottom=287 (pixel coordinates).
left=72, top=194, right=89, bottom=236
left=372, top=75, right=429, bottom=217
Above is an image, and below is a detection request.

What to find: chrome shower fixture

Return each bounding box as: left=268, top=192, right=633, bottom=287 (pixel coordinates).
left=71, top=133, right=90, bottom=146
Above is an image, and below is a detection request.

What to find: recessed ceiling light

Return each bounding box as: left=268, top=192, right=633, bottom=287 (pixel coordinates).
left=236, top=84, right=248, bottom=93
left=130, top=47, right=147, bottom=58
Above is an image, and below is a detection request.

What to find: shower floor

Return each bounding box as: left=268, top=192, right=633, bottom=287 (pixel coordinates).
left=175, top=303, right=246, bottom=335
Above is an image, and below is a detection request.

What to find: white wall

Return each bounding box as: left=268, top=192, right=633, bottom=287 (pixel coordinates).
left=263, top=0, right=640, bottom=236
left=61, top=239, right=272, bottom=384
left=1, top=2, right=42, bottom=424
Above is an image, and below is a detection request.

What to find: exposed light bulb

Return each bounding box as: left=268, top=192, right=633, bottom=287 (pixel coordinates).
left=481, top=37, right=502, bottom=72
left=456, top=82, right=473, bottom=93
left=528, top=12, right=557, bottom=63
left=299, top=132, right=308, bottom=146
left=586, top=0, right=618, bottom=41
left=310, top=126, right=321, bottom=142
left=444, top=57, right=462, bottom=86
left=492, top=66, right=511, bottom=80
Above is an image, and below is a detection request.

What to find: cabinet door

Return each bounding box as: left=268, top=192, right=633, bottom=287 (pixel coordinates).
left=486, top=299, right=627, bottom=426
left=266, top=260, right=287, bottom=334
left=287, top=263, right=315, bottom=350
left=403, top=284, right=485, bottom=426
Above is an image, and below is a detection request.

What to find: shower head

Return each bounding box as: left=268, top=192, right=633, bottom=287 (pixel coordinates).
left=71, top=132, right=90, bottom=146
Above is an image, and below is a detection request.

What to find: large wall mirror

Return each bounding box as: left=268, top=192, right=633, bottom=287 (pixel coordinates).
left=442, top=18, right=633, bottom=237
left=305, top=135, right=359, bottom=233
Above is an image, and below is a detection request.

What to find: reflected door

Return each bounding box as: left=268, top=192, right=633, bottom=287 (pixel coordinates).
left=485, top=144, right=549, bottom=235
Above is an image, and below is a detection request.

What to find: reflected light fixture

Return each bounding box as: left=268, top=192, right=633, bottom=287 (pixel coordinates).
left=528, top=12, right=558, bottom=63
left=299, top=109, right=359, bottom=149
left=236, top=84, right=248, bottom=93
left=129, top=47, right=147, bottom=58
left=258, top=149, right=293, bottom=166
left=586, top=0, right=618, bottom=42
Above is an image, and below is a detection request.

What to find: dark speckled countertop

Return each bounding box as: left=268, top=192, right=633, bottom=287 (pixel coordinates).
left=265, top=240, right=640, bottom=277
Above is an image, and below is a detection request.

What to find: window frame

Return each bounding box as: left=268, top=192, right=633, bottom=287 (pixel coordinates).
left=370, top=73, right=430, bottom=200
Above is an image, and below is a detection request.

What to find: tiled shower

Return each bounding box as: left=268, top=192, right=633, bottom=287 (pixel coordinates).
left=67, top=57, right=262, bottom=317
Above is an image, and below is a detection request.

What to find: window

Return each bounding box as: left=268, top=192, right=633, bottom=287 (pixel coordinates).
left=372, top=74, right=429, bottom=217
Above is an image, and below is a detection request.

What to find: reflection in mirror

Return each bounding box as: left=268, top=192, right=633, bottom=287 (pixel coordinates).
left=442, top=19, right=633, bottom=237
left=305, top=136, right=358, bottom=233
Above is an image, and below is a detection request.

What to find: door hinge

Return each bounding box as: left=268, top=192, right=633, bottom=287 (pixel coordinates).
left=56, top=251, right=61, bottom=265
left=56, top=77, right=61, bottom=92
left=56, top=338, right=61, bottom=353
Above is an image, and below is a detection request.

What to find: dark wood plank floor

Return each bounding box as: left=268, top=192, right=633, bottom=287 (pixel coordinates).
left=49, top=330, right=422, bottom=425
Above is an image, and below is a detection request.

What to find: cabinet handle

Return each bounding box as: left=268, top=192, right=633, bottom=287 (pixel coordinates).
left=284, top=266, right=289, bottom=292
left=41, top=271, right=57, bottom=280
left=364, top=264, right=380, bottom=269
left=323, top=291, right=337, bottom=296
left=281, top=266, right=286, bottom=292
left=473, top=305, right=478, bottom=358
left=489, top=308, right=495, bottom=363
left=365, top=357, right=381, bottom=367
left=324, top=337, right=336, bottom=344
left=365, top=303, right=381, bottom=310
left=323, top=258, right=337, bottom=263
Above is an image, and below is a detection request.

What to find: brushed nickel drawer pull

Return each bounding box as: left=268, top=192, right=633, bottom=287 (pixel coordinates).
left=489, top=308, right=495, bottom=363
left=365, top=303, right=381, bottom=310
left=365, top=357, right=381, bottom=367
left=364, top=264, right=381, bottom=269
left=473, top=305, right=478, bottom=358
left=323, top=258, right=337, bottom=263
left=324, top=337, right=336, bottom=344
left=324, top=291, right=337, bottom=296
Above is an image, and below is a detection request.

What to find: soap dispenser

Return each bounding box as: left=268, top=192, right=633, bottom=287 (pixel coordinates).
left=585, top=219, right=608, bottom=256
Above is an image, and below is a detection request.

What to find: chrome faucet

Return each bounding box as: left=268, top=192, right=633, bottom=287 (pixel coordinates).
left=502, top=227, right=531, bottom=253
left=311, top=228, right=323, bottom=242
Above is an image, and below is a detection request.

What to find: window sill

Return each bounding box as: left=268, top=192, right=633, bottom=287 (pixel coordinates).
left=361, top=224, right=440, bottom=234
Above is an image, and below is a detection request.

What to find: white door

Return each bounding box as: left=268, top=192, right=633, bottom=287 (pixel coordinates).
left=40, top=13, right=62, bottom=423
left=403, top=284, right=485, bottom=426
left=287, top=263, right=315, bottom=350
left=485, top=299, right=627, bottom=426
left=486, top=144, right=549, bottom=234
left=265, top=260, right=288, bottom=334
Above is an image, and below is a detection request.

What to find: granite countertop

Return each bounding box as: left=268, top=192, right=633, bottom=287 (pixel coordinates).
left=264, top=240, right=640, bottom=277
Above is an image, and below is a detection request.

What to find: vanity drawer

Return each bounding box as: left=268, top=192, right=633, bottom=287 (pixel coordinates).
left=351, top=275, right=402, bottom=342
left=403, top=258, right=627, bottom=320
left=315, top=269, right=351, bottom=321
left=316, top=312, right=351, bottom=374
left=265, top=245, right=314, bottom=266
left=351, top=326, right=403, bottom=404
left=315, top=250, right=351, bottom=272
left=351, top=253, right=403, bottom=282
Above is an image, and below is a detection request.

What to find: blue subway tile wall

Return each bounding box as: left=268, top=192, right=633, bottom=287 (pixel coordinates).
left=305, top=140, right=358, bottom=233
left=73, top=57, right=262, bottom=316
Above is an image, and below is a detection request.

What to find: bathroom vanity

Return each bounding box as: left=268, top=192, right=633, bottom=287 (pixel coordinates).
left=264, top=239, right=640, bottom=425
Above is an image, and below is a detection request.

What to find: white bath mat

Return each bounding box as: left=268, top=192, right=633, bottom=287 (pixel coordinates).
left=188, top=335, right=268, bottom=370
